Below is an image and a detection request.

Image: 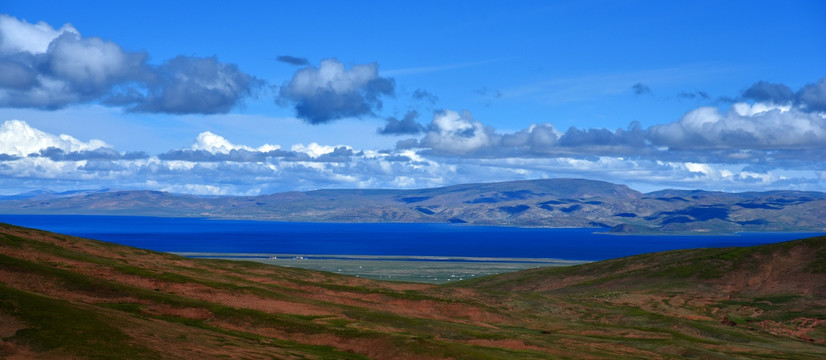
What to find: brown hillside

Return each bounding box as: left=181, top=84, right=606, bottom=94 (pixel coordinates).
left=1, top=223, right=825, bottom=359
left=461, top=237, right=826, bottom=297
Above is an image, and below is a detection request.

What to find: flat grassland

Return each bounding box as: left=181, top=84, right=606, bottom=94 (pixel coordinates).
left=178, top=253, right=587, bottom=283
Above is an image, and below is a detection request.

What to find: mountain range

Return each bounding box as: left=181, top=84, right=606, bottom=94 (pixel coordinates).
left=1, top=223, right=825, bottom=358
left=1, top=178, right=825, bottom=233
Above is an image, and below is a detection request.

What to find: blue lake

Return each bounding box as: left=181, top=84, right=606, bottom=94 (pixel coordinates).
left=0, top=215, right=822, bottom=261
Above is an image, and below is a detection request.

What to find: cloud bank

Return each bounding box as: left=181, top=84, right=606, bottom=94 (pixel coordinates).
left=0, top=15, right=261, bottom=114
left=0, top=112, right=824, bottom=196
left=404, top=100, right=825, bottom=165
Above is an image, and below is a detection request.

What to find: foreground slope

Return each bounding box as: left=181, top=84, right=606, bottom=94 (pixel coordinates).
left=0, top=223, right=825, bottom=359
left=1, top=178, right=825, bottom=232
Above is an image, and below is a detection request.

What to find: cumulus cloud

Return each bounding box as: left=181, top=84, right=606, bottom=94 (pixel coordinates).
left=0, top=15, right=148, bottom=109
left=408, top=99, right=825, bottom=163
left=419, top=110, right=498, bottom=154
left=276, top=55, right=309, bottom=66
left=191, top=131, right=279, bottom=154
left=739, top=77, right=826, bottom=113
left=157, top=131, right=286, bottom=162
left=47, top=32, right=148, bottom=94
left=649, top=103, right=826, bottom=151
left=114, top=56, right=263, bottom=114
left=377, top=110, right=424, bottom=135
left=157, top=132, right=361, bottom=163
left=631, top=82, right=651, bottom=95
left=0, top=119, right=150, bottom=163
left=798, top=77, right=826, bottom=112
left=277, top=58, right=395, bottom=124
left=0, top=15, right=260, bottom=114
left=501, top=124, right=562, bottom=152
left=414, top=110, right=650, bottom=157
left=0, top=119, right=108, bottom=156
left=558, top=122, right=649, bottom=152
left=0, top=14, right=79, bottom=54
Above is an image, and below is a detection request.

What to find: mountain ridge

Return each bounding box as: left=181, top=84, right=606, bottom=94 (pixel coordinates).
left=1, top=178, right=825, bottom=233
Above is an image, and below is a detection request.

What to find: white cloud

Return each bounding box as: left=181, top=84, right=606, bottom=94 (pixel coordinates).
left=501, top=123, right=563, bottom=152
left=191, top=132, right=237, bottom=154
left=649, top=103, right=826, bottom=150
left=685, top=162, right=714, bottom=176
left=159, top=183, right=231, bottom=196
left=420, top=110, right=498, bottom=154
left=0, top=14, right=78, bottom=54
left=731, top=102, right=790, bottom=116
left=277, top=58, right=394, bottom=124
left=1, top=118, right=825, bottom=196
left=47, top=33, right=138, bottom=89
left=0, top=15, right=258, bottom=114
left=288, top=59, right=378, bottom=95
left=290, top=142, right=337, bottom=158
left=0, top=15, right=146, bottom=108
left=412, top=102, right=825, bottom=161
left=192, top=131, right=279, bottom=154
left=0, top=119, right=108, bottom=156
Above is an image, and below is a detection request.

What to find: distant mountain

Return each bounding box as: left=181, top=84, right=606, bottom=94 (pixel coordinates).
left=0, top=188, right=109, bottom=201
left=1, top=178, right=825, bottom=233
left=1, top=223, right=825, bottom=358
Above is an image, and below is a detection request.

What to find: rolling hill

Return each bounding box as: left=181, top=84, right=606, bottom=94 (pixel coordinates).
left=1, top=178, right=825, bottom=233
left=1, top=223, right=825, bottom=359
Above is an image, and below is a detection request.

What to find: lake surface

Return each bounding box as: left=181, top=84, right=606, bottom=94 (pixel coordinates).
left=1, top=215, right=821, bottom=261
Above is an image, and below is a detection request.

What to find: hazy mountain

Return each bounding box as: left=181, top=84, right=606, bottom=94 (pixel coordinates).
left=1, top=178, right=825, bottom=233
left=0, top=189, right=109, bottom=201
left=1, top=223, right=824, bottom=358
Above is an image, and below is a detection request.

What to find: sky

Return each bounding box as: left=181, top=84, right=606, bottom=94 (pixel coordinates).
left=0, top=0, right=825, bottom=195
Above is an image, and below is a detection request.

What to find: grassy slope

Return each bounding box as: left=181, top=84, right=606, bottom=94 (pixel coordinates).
left=0, top=223, right=824, bottom=359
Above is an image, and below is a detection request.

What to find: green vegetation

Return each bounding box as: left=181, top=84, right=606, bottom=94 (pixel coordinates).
left=810, top=246, right=826, bottom=273
left=1, top=223, right=825, bottom=359
left=0, top=285, right=159, bottom=359
left=192, top=254, right=577, bottom=284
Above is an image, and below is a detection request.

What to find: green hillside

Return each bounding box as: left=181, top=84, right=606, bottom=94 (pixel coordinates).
left=1, top=223, right=825, bottom=359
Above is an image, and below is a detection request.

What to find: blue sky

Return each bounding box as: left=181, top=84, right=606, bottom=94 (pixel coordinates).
left=0, top=1, right=825, bottom=195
